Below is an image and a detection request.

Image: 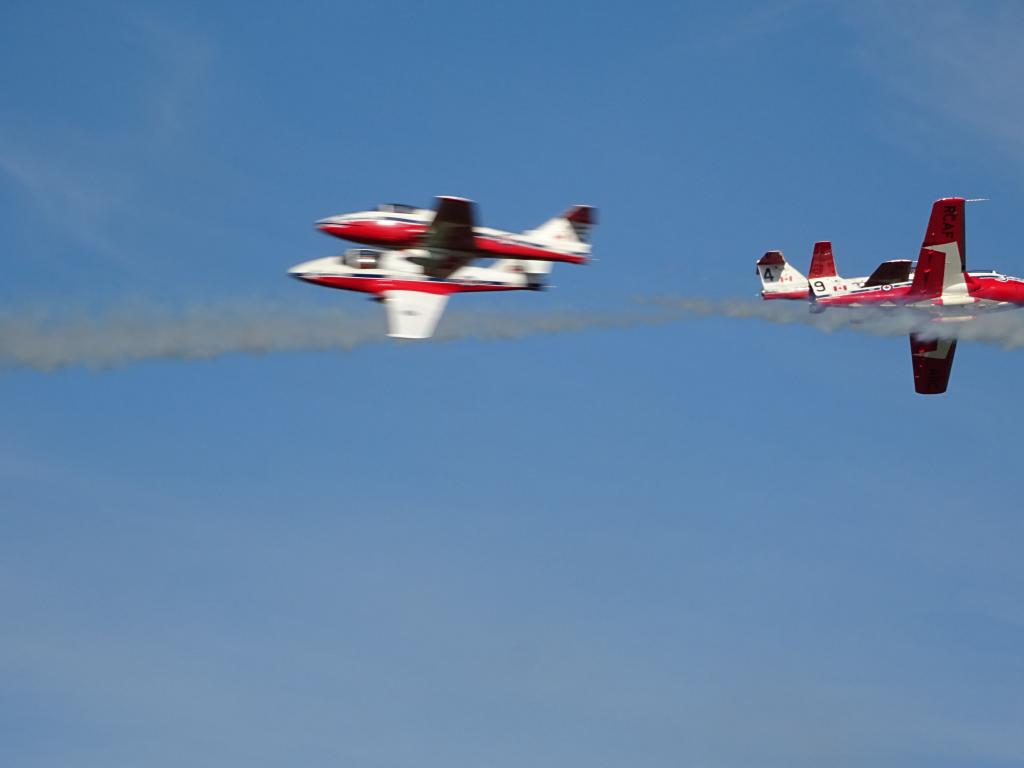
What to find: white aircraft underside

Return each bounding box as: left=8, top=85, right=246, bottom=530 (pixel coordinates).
left=290, top=248, right=542, bottom=340
left=289, top=195, right=594, bottom=339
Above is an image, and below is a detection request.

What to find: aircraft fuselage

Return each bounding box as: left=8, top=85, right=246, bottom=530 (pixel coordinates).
left=316, top=207, right=588, bottom=265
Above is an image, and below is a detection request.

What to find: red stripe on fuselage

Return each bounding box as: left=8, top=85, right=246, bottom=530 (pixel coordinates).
left=815, top=284, right=915, bottom=306
left=815, top=275, right=1024, bottom=308
left=296, top=274, right=524, bottom=295
left=317, top=221, right=425, bottom=246
left=317, top=222, right=585, bottom=263
left=472, top=236, right=587, bottom=264
left=761, top=290, right=810, bottom=300
left=966, top=276, right=1024, bottom=304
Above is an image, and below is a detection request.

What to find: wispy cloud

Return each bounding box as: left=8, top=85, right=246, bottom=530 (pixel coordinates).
left=0, top=12, right=212, bottom=261
left=132, top=12, right=213, bottom=144
left=845, top=1, right=1024, bottom=163
left=0, top=138, right=124, bottom=257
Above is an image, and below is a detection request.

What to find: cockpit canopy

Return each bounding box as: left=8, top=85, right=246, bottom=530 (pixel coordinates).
left=342, top=248, right=382, bottom=269
left=864, top=259, right=913, bottom=287
left=377, top=203, right=419, bottom=214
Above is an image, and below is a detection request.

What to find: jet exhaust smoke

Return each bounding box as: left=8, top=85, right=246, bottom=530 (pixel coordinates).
left=649, top=296, right=1024, bottom=347
left=2, top=297, right=1023, bottom=373
left=0, top=301, right=673, bottom=372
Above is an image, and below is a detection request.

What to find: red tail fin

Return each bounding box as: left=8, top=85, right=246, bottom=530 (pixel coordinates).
left=561, top=205, right=595, bottom=243
left=564, top=205, right=595, bottom=225
left=808, top=241, right=837, bottom=278
left=922, top=197, right=965, bottom=270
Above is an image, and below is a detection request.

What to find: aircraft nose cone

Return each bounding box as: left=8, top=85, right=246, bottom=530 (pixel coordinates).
left=288, top=258, right=320, bottom=280
left=316, top=216, right=349, bottom=237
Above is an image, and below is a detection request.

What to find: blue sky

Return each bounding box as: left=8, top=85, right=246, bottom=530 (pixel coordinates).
left=2, top=2, right=1023, bottom=766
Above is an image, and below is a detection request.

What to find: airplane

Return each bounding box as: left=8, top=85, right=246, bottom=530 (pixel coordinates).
left=756, top=197, right=1024, bottom=394
left=290, top=196, right=595, bottom=339
left=315, top=200, right=591, bottom=265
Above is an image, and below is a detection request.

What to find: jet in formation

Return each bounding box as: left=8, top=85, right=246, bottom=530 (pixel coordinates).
left=756, top=197, right=1024, bottom=394
left=290, top=197, right=595, bottom=339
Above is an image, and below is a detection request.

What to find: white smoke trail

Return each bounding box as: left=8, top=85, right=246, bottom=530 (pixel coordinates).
left=0, top=301, right=674, bottom=372
left=650, top=296, right=1024, bottom=347
left=3, top=296, right=1023, bottom=373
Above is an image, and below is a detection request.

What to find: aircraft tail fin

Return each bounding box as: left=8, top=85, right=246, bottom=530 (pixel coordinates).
left=756, top=250, right=809, bottom=299
left=527, top=205, right=596, bottom=246
left=807, top=241, right=846, bottom=298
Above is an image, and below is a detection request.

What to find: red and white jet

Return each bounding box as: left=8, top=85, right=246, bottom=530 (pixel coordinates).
left=315, top=199, right=591, bottom=265
left=290, top=196, right=595, bottom=339
left=756, top=197, right=1024, bottom=394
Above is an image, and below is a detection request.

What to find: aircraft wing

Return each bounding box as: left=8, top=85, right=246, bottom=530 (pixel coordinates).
left=908, top=245, right=967, bottom=301
left=414, top=197, right=479, bottom=277
left=907, top=248, right=947, bottom=298
left=907, top=198, right=968, bottom=302
left=425, top=196, right=476, bottom=250
left=910, top=333, right=956, bottom=394
left=383, top=290, right=449, bottom=339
